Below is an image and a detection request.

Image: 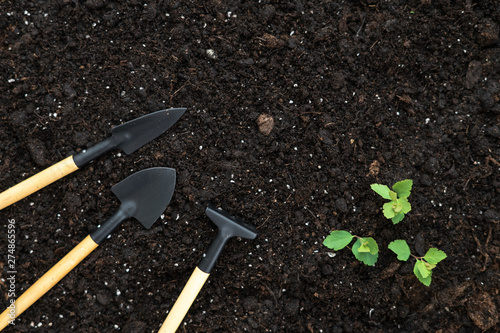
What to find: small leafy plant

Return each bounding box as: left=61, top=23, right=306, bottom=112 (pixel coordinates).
left=371, top=179, right=413, bottom=224
left=388, top=239, right=447, bottom=286
left=323, top=230, right=379, bottom=266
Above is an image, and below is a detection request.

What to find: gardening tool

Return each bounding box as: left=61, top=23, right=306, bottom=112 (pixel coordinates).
left=158, top=203, right=257, bottom=333
left=0, top=108, right=185, bottom=211
left=0, top=167, right=176, bottom=330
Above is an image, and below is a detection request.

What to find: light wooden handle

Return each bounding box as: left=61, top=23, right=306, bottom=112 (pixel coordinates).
left=0, top=235, right=98, bottom=330
left=0, top=156, right=79, bottom=210
left=158, top=267, right=210, bottom=333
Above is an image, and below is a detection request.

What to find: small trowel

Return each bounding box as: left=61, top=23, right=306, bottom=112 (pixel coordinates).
left=0, top=167, right=176, bottom=330
left=0, top=108, right=185, bottom=210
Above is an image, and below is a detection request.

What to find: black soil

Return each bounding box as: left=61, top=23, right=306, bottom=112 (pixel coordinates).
left=1, top=1, right=499, bottom=332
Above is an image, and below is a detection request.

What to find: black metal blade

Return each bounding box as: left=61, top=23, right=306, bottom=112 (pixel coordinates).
left=111, top=167, right=176, bottom=229
left=112, top=108, right=186, bottom=154
left=73, top=108, right=186, bottom=168
left=198, top=204, right=258, bottom=273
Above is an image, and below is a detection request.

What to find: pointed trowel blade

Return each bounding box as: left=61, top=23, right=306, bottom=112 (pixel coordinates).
left=112, top=108, right=186, bottom=155
left=111, top=167, right=176, bottom=229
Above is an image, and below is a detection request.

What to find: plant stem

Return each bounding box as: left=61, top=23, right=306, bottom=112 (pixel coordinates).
left=353, top=235, right=368, bottom=245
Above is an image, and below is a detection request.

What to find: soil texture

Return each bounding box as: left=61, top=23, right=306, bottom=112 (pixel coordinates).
left=0, top=1, right=499, bottom=332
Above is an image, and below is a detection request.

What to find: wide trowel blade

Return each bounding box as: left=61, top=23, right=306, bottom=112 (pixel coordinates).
left=112, top=108, right=186, bottom=155
left=111, top=167, right=176, bottom=228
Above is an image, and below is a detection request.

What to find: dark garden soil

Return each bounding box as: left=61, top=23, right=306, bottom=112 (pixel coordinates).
left=1, top=1, right=499, bottom=332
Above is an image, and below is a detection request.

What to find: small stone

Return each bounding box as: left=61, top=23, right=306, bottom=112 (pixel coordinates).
left=465, top=61, right=482, bottom=89
left=238, top=58, right=255, bottom=66
left=335, top=198, right=348, bottom=213
left=414, top=232, right=426, bottom=256
left=260, top=5, right=276, bottom=23
left=96, top=292, right=110, bottom=305
left=256, top=114, right=274, bottom=136
left=27, top=139, right=49, bottom=167
left=259, top=33, right=285, bottom=49
left=206, top=49, right=217, bottom=59
left=103, top=159, right=113, bottom=173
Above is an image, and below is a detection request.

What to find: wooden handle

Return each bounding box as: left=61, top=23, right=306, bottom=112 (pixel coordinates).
left=158, top=267, right=210, bottom=333
left=0, top=156, right=79, bottom=210
left=0, top=235, right=98, bottom=330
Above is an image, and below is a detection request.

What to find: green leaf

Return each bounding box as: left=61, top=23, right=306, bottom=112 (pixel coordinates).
left=389, top=190, right=398, bottom=202
left=356, top=251, right=378, bottom=266
left=399, top=197, right=412, bottom=214
left=393, top=202, right=403, bottom=213
left=323, top=230, right=354, bottom=250
left=424, top=262, right=436, bottom=270
left=413, top=261, right=432, bottom=286
left=352, top=238, right=378, bottom=266
left=392, top=179, right=413, bottom=198
left=391, top=212, right=405, bottom=224
left=358, top=243, right=371, bottom=252
left=416, top=260, right=431, bottom=278
left=388, top=239, right=411, bottom=261
left=424, top=248, right=447, bottom=265
left=371, top=184, right=392, bottom=200
left=364, top=237, right=379, bottom=255
left=383, top=202, right=396, bottom=219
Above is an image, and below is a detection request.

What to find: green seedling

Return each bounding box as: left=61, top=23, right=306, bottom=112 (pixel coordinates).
left=388, top=239, right=447, bottom=286
left=323, top=230, right=379, bottom=266
left=371, top=179, right=413, bottom=224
